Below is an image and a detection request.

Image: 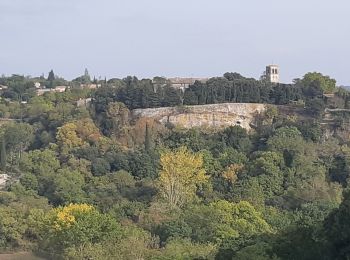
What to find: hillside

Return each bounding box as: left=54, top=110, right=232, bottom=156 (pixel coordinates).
left=1, top=72, right=350, bottom=259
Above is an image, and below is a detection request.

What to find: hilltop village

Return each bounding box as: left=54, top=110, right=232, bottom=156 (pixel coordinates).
left=0, top=65, right=280, bottom=98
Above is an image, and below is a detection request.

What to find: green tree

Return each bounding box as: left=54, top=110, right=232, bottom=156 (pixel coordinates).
left=162, top=86, right=182, bottom=107
left=50, top=169, right=86, bottom=205
left=232, top=178, right=266, bottom=207
left=305, top=98, right=325, bottom=117
left=20, top=149, right=60, bottom=198
left=235, top=242, right=279, bottom=260
left=222, top=126, right=252, bottom=153
left=302, top=72, right=336, bottom=94
left=267, top=126, right=305, bottom=167
left=91, top=158, right=111, bottom=176
left=0, top=206, right=27, bottom=249
left=210, top=200, right=272, bottom=241
left=224, top=72, right=245, bottom=81
left=324, top=190, right=350, bottom=259
left=27, top=96, right=54, bottom=118
left=248, top=151, right=285, bottom=198
left=20, top=149, right=60, bottom=176
left=181, top=200, right=272, bottom=258
left=4, top=123, right=35, bottom=163
left=154, top=238, right=217, bottom=260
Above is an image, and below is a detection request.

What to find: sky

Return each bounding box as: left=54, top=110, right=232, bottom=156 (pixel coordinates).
left=0, top=0, right=349, bottom=85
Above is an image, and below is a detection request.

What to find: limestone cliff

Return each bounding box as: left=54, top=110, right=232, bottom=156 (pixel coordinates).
left=132, top=103, right=267, bottom=131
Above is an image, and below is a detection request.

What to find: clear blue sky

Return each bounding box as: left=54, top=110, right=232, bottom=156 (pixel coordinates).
left=1, top=0, right=349, bottom=85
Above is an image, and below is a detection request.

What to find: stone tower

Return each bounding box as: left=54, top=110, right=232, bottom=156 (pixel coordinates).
left=266, top=65, right=279, bottom=83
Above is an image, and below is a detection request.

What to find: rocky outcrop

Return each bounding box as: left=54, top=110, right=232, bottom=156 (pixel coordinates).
left=132, top=103, right=267, bottom=131
left=0, top=174, right=9, bottom=190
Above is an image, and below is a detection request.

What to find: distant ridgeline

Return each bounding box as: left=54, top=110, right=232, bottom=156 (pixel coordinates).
left=93, top=72, right=343, bottom=112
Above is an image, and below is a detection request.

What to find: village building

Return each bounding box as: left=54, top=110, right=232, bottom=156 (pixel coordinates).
left=152, top=77, right=209, bottom=92
left=76, top=97, right=92, bottom=107
left=167, top=77, right=209, bottom=91
left=36, top=86, right=68, bottom=96
left=36, top=88, right=52, bottom=96
left=54, top=86, right=68, bottom=93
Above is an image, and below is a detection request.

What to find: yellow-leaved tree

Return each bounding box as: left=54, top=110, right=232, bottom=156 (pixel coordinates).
left=56, top=122, right=85, bottom=153
left=37, top=203, right=123, bottom=258
left=56, top=119, right=102, bottom=153
left=158, top=146, right=208, bottom=207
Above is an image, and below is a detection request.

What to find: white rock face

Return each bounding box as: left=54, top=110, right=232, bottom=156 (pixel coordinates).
left=132, top=103, right=266, bottom=130
left=0, top=174, right=9, bottom=188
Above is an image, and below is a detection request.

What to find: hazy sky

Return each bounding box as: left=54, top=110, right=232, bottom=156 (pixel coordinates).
left=1, top=0, right=349, bottom=84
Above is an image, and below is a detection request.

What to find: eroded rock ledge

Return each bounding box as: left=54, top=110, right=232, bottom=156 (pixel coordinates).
left=132, top=103, right=267, bottom=130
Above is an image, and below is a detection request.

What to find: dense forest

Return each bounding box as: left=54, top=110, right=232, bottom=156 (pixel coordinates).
left=1, top=70, right=350, bottom=259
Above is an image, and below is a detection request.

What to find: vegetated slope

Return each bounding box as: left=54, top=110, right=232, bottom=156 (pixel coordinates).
left=1, top=72, right=350, bottom=259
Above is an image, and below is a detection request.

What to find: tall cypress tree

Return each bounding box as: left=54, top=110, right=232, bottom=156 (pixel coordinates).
left=48, top=70, right=55, bottom=88
left=0, top=138, right=6, bottom=171
left=48, top=70, right=55, bottom=81
left=144, top=123, right=152, bottom=152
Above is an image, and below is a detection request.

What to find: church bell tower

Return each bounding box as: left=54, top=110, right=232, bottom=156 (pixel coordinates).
left=266, top=65, right=279, bottom=83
